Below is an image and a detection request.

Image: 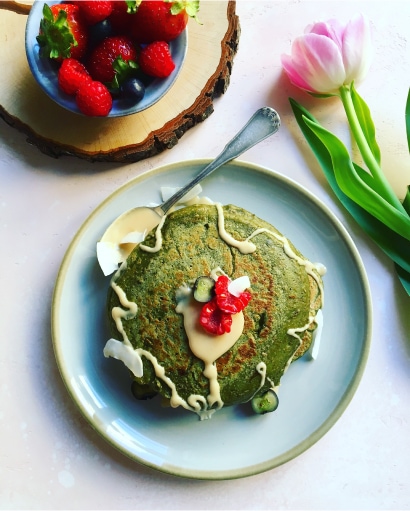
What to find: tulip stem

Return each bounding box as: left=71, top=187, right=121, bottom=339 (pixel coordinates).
left=339, top=85, right=405, bottom=212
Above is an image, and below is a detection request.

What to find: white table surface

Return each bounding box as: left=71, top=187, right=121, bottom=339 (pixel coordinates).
left=1, top=1, right=410, bottom=509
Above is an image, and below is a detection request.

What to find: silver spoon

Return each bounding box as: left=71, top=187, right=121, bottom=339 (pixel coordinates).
left=100, top=107, right=280, bottom=267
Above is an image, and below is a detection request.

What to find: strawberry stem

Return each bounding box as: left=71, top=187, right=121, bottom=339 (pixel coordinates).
left=110, top=56, right=139, bottom=89
left=125, top=0, right=142, bottom=14
left=36, top=4, right=77, bottom=60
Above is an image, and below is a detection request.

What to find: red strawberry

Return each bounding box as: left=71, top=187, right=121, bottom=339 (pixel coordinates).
left=108, top=0, right=136, bottom=36
left=130, top=0, right=199, bottom=43
left=37, top=3, right=88, bottom=61
left=87, top=36, right=137, bottom=83
left=58, top=58, right=92, bottom=95
left=71, top=1, right=114, bottom=26
left=139, top=41, right=175, bottom=78
left=76, top=80, right=113, bottom=116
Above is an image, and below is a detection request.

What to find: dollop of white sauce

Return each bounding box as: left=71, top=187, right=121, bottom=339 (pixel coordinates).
left=175, top=281, right=245, bottom=412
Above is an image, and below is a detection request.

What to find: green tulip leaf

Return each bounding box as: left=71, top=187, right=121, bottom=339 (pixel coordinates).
left=403, top=186, right=410, bottom=215
left=406, top=88, right=410, bottom=153
left=339, top=86, right=406, bottom=211
left=302, top=116, right=410, bottom=240
left=289, top=97, right=410, bottom=291
left=350, top=83, right=381, bottom=165
left=395, top=263, right=410, bottom=295
left=403, top=89, right=410, bottom=217
left=347, top=151, right=391, bottom=201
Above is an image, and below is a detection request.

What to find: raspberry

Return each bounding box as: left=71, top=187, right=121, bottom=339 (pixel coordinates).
left=198, top=275, right=252, bottom=335
left=214, top=275, right=230, bottom=295
left=217, top=290, right=251, bottom=314
left=214, top=275, right=252, bottom=314
left=58, top=58, right=91, bottom=95
left=139, top=41, right=175, bottom=78
left=199, top=298, right=232, bottom=336
left=76, top=80, right=112, bottom=116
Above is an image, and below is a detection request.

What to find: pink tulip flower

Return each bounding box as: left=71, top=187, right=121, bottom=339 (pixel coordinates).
left=281, top=14, right=373, bottom=94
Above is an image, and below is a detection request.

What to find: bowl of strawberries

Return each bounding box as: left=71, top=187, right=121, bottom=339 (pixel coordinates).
left=25, top=0, right=198, bottom=117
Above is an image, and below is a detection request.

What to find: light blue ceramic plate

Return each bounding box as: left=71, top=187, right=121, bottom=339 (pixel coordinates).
left=25, top=0, right=187, bottom=117
left=51, top=160, right=372, bottom=479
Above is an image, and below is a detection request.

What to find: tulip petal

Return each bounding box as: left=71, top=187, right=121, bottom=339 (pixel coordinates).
left=281, top=53, right=315, bottom=92
left=282, top=14, right=373, bottom=95
left=283, top=34, right=346, bottom=94
left=342, top=14, right=373, bottom=83
left=309, top=19, right=344, bottom=51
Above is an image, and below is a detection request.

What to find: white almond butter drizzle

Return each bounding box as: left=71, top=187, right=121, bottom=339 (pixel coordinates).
left=103, top=202, right=325, bottom=419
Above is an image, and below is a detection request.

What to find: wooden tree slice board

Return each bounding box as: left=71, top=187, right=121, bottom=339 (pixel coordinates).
left=0, top=1, right=240, bottom=162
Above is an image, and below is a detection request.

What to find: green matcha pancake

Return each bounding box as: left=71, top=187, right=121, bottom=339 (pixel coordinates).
left=103, top=203, right=325, bottom=420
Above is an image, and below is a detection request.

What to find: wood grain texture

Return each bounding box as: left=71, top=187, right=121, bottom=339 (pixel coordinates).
left=0, top=1, right=240, bottom=162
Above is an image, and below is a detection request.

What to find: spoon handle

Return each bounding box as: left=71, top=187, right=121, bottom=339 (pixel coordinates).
left=157, top=107, right=281, bottom=215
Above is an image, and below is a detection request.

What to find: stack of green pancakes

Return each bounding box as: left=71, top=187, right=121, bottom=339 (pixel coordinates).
left=104, top=203, right=324, bottom=420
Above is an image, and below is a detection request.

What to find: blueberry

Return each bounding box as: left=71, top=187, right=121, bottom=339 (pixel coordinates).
left=121, top=77, right=146, bottom=103
left=88, top=19, right=113, bottom=47
left=193, top=276, right=215, bottom=302
left=251, top=389, right=279, bottom=414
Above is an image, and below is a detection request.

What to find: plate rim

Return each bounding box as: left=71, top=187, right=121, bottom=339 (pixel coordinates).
left=51, top=159, right=373, bottom=480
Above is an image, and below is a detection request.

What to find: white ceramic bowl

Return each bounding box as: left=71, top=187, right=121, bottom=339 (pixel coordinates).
left=25, top=0, right=188, bottom=117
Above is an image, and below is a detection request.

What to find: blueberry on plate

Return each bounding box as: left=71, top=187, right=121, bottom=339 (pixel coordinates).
left=251, top=389, right=279, bottom=414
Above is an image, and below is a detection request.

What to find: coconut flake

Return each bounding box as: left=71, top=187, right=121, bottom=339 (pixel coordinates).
left=120, top=230, right=146, bottom=245
left=97, top=241, right=122, bottom=276
left=308, top=309, right=323, bottom=360
left=228, top=276, right=251, bottom=297
left=103, top=338, right=143, bottom=378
